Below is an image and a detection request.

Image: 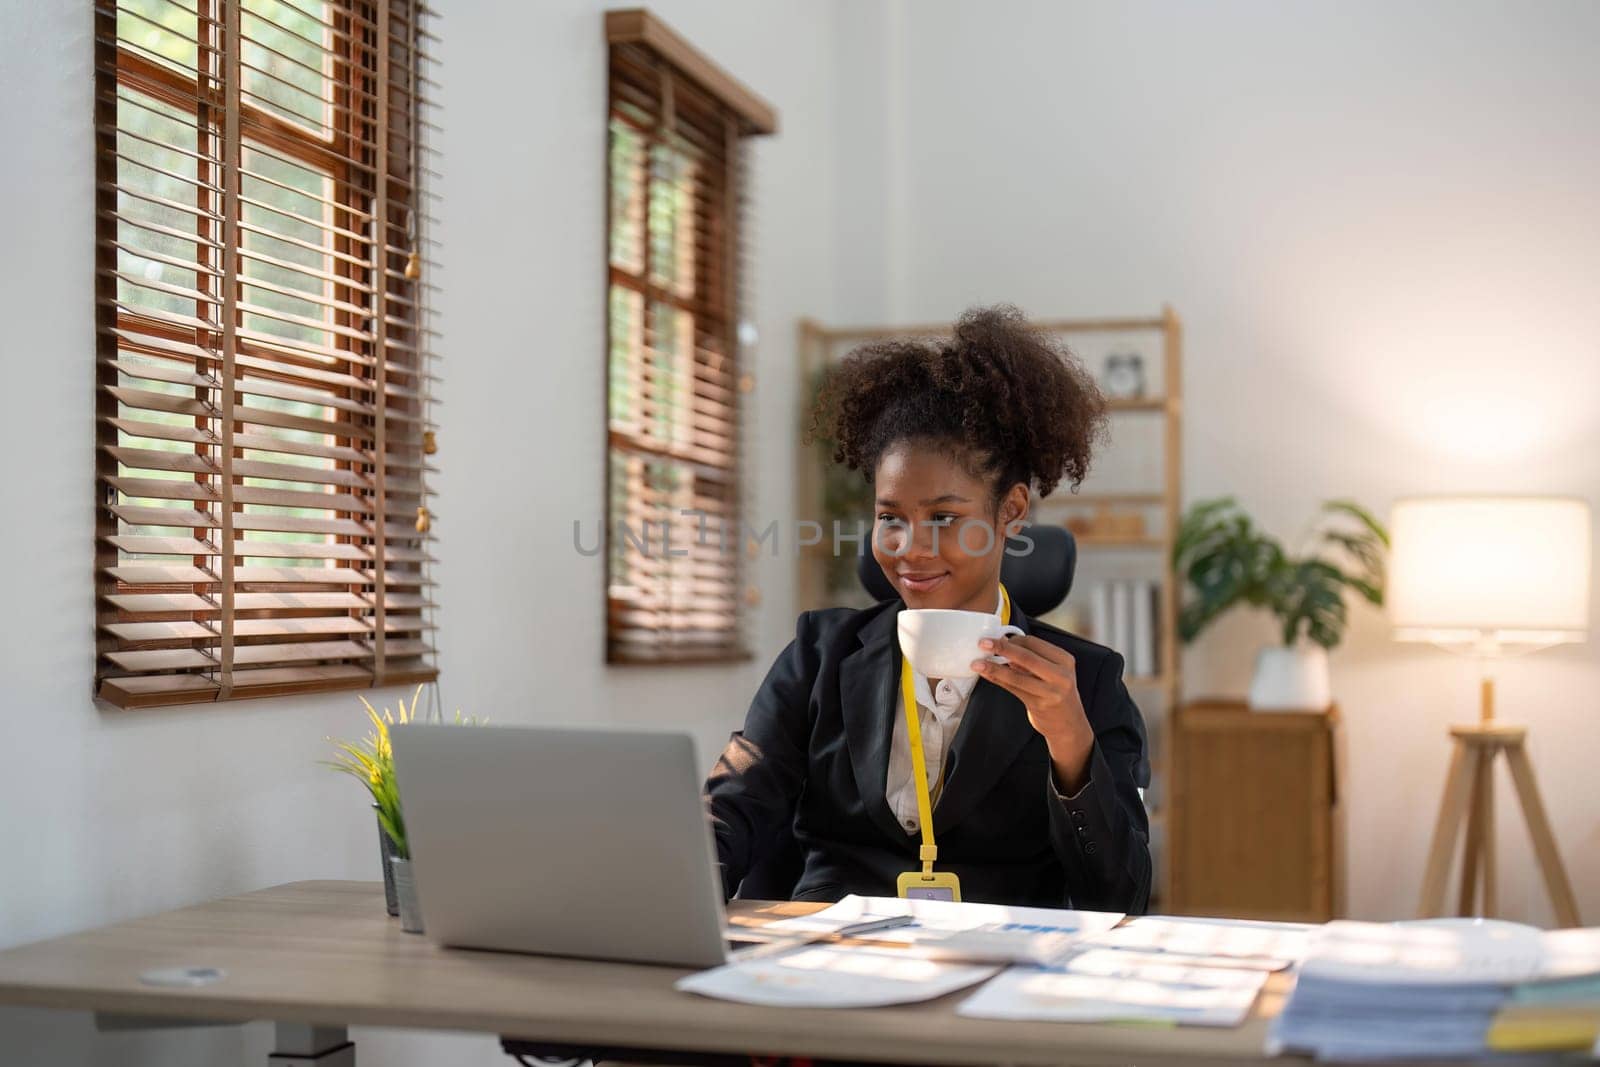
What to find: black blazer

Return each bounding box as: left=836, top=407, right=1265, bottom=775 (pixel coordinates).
left=705, top=598, right=1152, bottom=912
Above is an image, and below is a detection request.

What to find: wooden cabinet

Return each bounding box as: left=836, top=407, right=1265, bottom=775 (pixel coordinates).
left=1168, top=700, right=1345, bottom=922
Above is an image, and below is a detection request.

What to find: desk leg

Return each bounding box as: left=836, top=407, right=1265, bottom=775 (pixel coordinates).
left=270, top=1023, right=354, bottom=1066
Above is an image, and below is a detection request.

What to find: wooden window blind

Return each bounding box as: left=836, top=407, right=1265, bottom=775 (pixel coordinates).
left=604, top=10, right=775, bottom=664
left=94, top=0, right=441, bottom=708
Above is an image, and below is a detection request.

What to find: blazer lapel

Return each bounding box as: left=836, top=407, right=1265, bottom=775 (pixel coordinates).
left=934, top=606, right=1040, bottom=834
left=839, top=603, right=911, bottom=844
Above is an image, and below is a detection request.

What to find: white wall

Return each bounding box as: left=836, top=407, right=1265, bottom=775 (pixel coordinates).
left=0, top=0, right=838, bottom=1063
left=834, top=0, right=1600, bottom=925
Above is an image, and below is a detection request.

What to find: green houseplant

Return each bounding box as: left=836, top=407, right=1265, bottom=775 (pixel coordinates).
left=1172, top=497, right=1389, bottom=709
left=325, top=686, right=484, bottom=931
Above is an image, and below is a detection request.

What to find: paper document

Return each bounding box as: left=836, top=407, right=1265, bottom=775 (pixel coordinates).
left=958, top=948, right=1270, bottom=1027
left=1536, top=927, right=1600, bottom=981
left=1299, top=919, right=1547, bottom=986
left=676, top=944, right=1000, bottom=1008
left=1083, top=914, right=1315, bottom=972
left=759, top=894, right=1123, bottom=964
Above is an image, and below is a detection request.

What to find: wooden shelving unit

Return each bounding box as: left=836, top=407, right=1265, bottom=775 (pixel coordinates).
left=795, top=308, right=1184, bottom=906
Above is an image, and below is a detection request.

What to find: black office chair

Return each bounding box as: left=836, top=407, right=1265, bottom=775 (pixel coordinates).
left=733, top=525, right=1078, bottom=900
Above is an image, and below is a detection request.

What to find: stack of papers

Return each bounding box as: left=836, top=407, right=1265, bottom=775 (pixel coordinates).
left=1488, top=929, right=1600, bottom=1053
left=1270, top=919, right=1600, bottom=1060
left=957, top=915, right=1308, bottom=1028
left=678, top=896, right=1120, bottom=1008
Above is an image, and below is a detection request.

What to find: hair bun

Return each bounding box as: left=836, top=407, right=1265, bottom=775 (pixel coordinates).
left=809, top=304, right=1108, bottom=499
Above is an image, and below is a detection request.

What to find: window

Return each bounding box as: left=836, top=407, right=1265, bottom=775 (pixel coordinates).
left=604, top=9, right=775, bottom=664
left=95, top=0, right=440, bottom=707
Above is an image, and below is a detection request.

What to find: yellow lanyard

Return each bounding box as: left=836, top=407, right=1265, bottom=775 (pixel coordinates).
left=897, top=584, right=1011, bottom=899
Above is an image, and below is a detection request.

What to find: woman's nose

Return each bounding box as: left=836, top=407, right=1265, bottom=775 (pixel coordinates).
left=901, top=521, right=942, bottom=561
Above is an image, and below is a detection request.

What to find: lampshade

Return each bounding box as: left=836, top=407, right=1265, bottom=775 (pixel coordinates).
left=1388, top=496, right=1591, bottom=647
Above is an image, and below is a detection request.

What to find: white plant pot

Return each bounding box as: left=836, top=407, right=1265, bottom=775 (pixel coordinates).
left=1247, top=644, right=1331, bottom=712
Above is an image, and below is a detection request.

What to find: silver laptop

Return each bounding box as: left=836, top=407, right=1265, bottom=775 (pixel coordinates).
left=390, top=724, right=729, bottom=968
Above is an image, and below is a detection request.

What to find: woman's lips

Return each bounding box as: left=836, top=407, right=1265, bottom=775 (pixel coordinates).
left=897, top=571, right=949, bottom=594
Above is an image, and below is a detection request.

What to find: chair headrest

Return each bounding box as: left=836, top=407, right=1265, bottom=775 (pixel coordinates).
left=855, top=524, right=1077, bottom=618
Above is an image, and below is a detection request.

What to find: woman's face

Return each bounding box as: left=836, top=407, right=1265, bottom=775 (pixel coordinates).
left=870, top=442, right=1029, bottom=613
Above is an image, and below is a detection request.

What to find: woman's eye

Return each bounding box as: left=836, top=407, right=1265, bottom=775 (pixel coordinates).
left=930, top=514, right=958, bottom=526
left=877, top=515, right=905, bottom=526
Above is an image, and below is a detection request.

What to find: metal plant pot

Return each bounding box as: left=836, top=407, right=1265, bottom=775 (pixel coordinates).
left=388, top=856, right=424, bottom=934
left=375, top=808, right=400, bottom=916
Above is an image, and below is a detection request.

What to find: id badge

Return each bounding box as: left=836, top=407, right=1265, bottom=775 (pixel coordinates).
left=896, top=870, right=961, bottom=902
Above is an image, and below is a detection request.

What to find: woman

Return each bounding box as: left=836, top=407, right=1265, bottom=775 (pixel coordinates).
left=706, top=305, right=1151, bottom=912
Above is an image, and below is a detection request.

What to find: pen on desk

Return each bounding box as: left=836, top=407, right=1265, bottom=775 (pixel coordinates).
left=732, top=914, right=916, bottom=963
left=832, top=915, right=918, bottom=939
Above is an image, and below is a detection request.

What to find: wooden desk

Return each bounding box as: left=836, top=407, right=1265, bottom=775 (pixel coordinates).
left=0, top=880, right=1298, bottom=1067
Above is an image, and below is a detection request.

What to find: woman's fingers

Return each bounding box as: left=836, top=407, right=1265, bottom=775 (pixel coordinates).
left=1011, top=634, right=1077, bottom=668
left=979, top=635, right=1075, bottom=683
left=971, top=659, right=1053, bottom=700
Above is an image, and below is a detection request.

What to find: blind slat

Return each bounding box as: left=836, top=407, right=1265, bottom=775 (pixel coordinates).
left=102, top=617, right=404, bottom=641
left=105, top=534, right=370, bottom=562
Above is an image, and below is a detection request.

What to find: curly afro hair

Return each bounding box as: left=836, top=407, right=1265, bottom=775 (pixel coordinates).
left=809, top=305, right=1108, bottom=502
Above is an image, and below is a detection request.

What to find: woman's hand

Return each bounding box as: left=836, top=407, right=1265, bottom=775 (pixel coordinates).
left=973, top=635, right=1095, bottom=794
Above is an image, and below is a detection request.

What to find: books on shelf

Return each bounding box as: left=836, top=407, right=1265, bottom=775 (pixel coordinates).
left=1110, top=581, right=1132, bottom=666
left=1083, top=579, right=1160, bottom=678
left=1129, top=580, right=1154, bottom=678
left=1088, top=582, right=1110, bottom=651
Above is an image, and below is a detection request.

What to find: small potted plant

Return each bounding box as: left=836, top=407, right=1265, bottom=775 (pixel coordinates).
left=1172, top=497, right=1388, bottom=710
left=325, top=686, right=483, bottom=933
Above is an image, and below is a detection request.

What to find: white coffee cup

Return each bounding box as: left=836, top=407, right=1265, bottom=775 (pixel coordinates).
left=897, top=609, right=1025, bottom=680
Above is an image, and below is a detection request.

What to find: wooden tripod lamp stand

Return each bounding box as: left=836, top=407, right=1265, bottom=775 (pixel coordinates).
left=1390, top=496, right=1590, bottom=927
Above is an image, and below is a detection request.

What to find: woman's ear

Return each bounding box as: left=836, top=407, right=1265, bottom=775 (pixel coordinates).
left=999, top=482, right=1030, bottom=535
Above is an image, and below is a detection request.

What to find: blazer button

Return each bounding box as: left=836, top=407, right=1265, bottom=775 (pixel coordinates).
left=1070, top=810, right=1087, bottom=826
left=1084, top=841, right=1099, bottom=856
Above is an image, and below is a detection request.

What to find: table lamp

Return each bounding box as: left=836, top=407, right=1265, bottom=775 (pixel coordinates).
left=1389, top=496, right=1590, bottom=926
